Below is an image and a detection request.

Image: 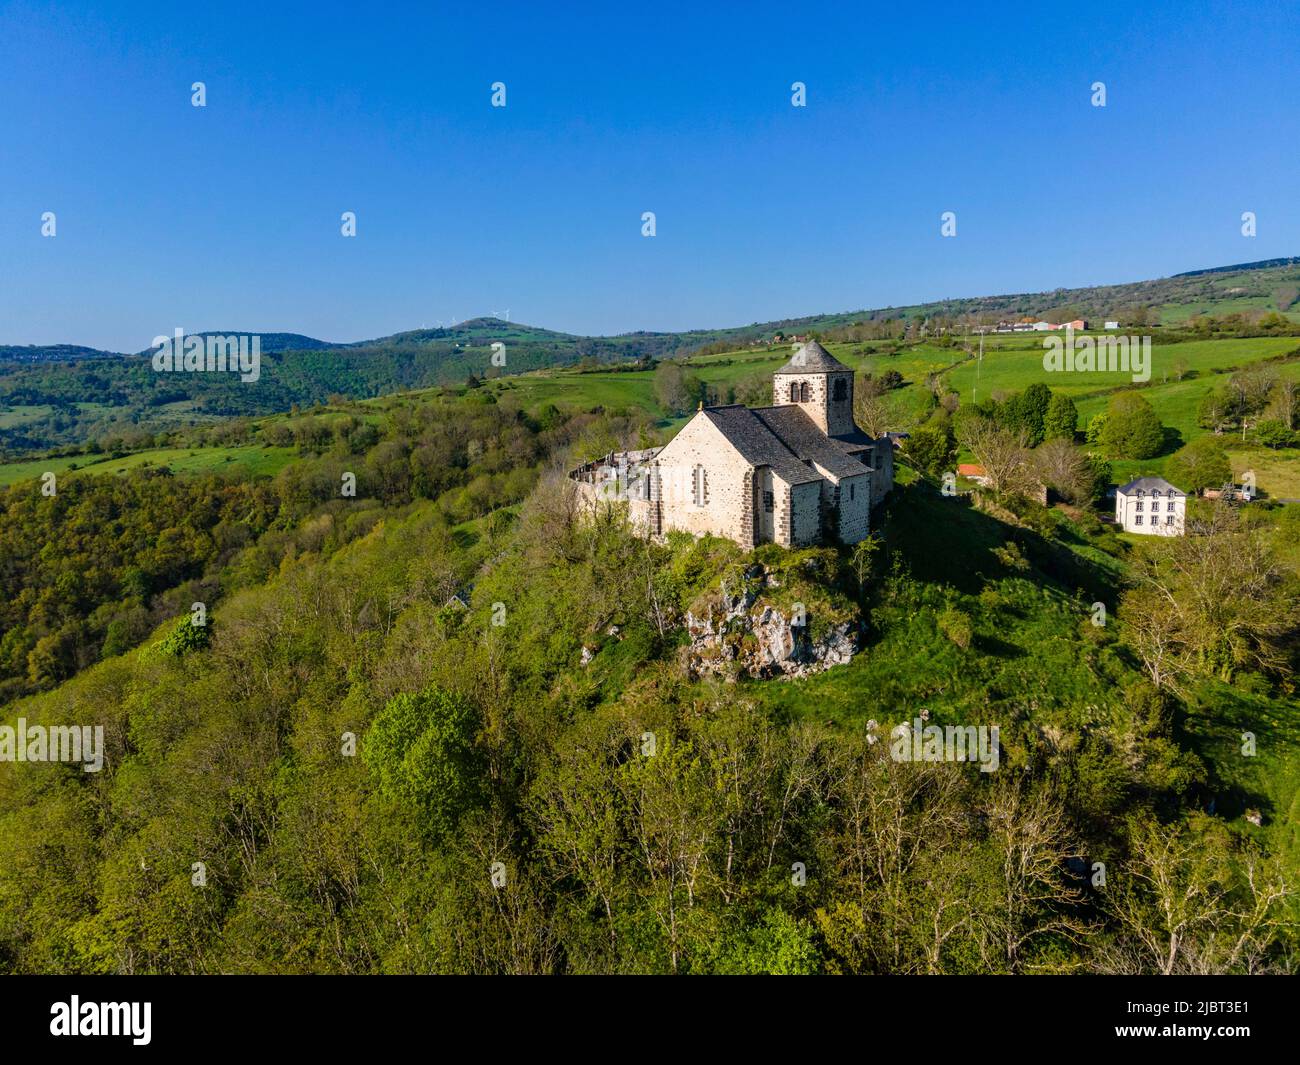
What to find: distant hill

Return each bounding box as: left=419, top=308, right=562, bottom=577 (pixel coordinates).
left=130, top=331, right=340, bottom=357
left=10, top=256, right=1299, bottom=367
left=2, top=257, right=1298, bottom=453
left=1172, top=256, right=1300, bottom=278
left=760, top=258, right=1300, bottom=333
left=0, top=343, right=123, bottom=363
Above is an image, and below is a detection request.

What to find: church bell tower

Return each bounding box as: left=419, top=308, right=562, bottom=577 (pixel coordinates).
left=771, top=340, right=855, bottom=436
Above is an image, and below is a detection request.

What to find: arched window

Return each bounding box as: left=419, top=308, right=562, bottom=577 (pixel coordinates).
left=832, top=377, right=847, bottom=402
left=789, top=382, right=799, bottom=402
left=799, top=382, right=810, bottom=402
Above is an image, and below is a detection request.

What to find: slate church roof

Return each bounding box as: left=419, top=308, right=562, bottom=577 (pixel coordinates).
left=752, top=406, right=867, bottom=478
left=775, top=339, right=850, bottom=375
left=701, top=403, right=876, bottom=484
left=700, top=406, right=823, bottom=485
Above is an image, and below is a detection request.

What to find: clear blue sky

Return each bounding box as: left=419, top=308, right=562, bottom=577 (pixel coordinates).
left=2, top=0, right=1297, bottom=351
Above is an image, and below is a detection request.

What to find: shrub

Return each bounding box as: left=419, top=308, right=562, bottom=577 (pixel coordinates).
left=937, top=606, right=974, bottom=649
left=364, top=686, right=485, bottom=841
left=158, top=616, right=211, bottom=658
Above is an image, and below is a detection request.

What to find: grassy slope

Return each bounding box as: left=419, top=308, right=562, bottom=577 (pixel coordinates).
left=946, top=336, right=1300, bottom=403
left=0, top=445, right=297, bottom=487
left=1073, top=360, right=1300, bottom=491
left=749, top=472, right=1127, bottom=724
left=7, top=330, right=1297, bottom=494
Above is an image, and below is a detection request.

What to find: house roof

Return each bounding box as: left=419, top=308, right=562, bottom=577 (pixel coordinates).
left=1117, top=476, right=1185, bottom=496
left=774, top=339, right=850, bottom=375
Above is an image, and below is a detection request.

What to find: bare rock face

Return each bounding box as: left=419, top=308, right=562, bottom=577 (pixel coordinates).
left=682, top=567, right=858, bottom=681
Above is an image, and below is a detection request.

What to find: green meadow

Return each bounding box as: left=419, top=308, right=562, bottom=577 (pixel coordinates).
left=0, top=444, right=297, bottom=487
left=1073, top=360, right=1300, bottom=491
left=946, top=335, right=1299, bottom=404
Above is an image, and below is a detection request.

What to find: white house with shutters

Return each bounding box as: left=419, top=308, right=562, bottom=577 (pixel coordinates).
left=1115, top=476, right=1186, bottom=536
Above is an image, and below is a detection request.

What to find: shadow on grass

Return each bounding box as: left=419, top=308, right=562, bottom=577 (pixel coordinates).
left=972, top=632, right=1026, bottom=658
left=881, top=480, right=1121, bottom=606
left=1158, top=425, right=1185, bottom=457
left=1175, top=686, right=1293, bottom=823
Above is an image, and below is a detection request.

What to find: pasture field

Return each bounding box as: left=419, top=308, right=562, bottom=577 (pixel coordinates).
left=0, top=444, right=297, bottom=487
left=490, top=370, right=659, bottom=414
left=0, top=452, right=86, bottom=486
left=0, top=401, right=116, bottom=429
left=1228, top=449, right=1300, bottom=501
left=946, top=336, right=1299, bottom=404
left=6, top=333, right=1297, bottom=501
left=82, top=445, right=298, bottom=479
left=0, top=404, right=55, bottom=429
left=490, top=340, right=971, bottom=424
left=680, top=336, right=1299, bottom=500
left=1161, top=298, right=1300, bottom=326
left=1074, top=360, right=1300, bottom=489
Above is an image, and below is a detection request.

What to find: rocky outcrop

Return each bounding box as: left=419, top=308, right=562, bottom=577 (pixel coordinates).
left=682, top=565, right=858, bottom=680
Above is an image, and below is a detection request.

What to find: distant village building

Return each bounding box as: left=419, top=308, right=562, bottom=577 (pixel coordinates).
left=998, top=318, right=1091, bottom=333
left=570, top=341, right=894, bottom=548
left=1103, top=320, right=1120, bottom=330
left=1115, top=476, right=1186, bottom=535
left=995, top=317, right=1041, bottom=333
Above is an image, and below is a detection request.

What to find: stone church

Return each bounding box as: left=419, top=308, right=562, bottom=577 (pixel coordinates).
left=571, top=341, right=894, bottom=548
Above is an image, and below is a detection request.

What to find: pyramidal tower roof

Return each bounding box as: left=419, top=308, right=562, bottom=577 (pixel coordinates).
left=775, top=339, right=849, bottom=374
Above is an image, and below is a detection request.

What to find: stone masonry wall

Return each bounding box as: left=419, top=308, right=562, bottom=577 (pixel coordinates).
left=789, top=479, right=822, bottom=546
left=870, top=439, right=894, bottom=505
left=653, top=414, right=753, bottom=546
left=836, top=471, right=872, bottom=543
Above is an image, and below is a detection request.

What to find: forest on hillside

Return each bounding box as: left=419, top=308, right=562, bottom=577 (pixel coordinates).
left=1, top=378, right=1297, bottom=975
